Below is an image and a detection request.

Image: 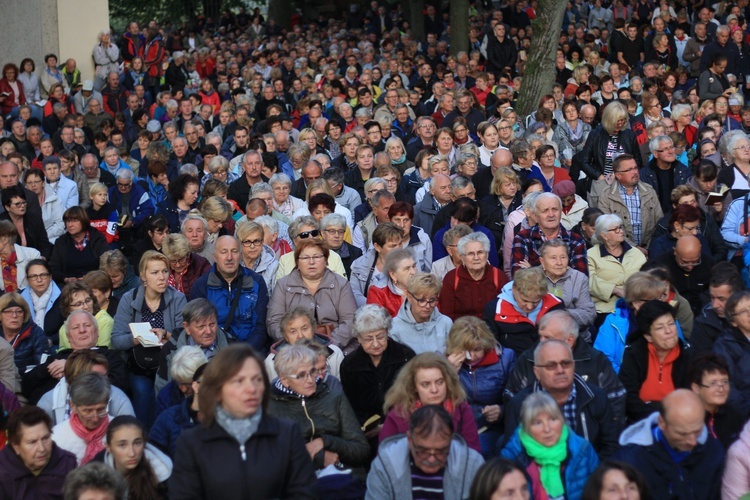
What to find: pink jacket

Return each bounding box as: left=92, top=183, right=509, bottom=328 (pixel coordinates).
left=378, top=400, right=482, bottom=453
left=723, top=421, right=750, bottom=499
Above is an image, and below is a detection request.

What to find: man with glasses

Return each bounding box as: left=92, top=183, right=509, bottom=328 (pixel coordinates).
left=503, top=339, right=620, bottom=458
left=598, top=154, right=663, bottom=249
left=641, top=135, right=691, bottom=213
left=405, top=116, right=436, bottom=162
left=107, top=168, right=154, bottom=250
left=367, top=405, right=483, bottom=499
left=652, top=235, right=711, bottom=316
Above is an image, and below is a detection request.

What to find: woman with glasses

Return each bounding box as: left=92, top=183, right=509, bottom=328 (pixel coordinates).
left=718, top=133, right=750, bottom=201
left=268, top=239, right=357, bottom=353
left=20, top=259, right=63, bottom=341
left=57, top=281, right=113, bottom=350
left=619, top=300, right=692, bottom=423
left=275, top=216, right=347, bottom=280
left=713, top=291, right=750, bottom=418
left=0, top=291, right=48, bottom=375
left=320, top=213, right=361, bottom=279
left=496, top=119, right=515, bottom=149
left=237, top=221, right=278, bottom=293
left=380, top=351, right=481, bottom=452
left=391, top=273, right=453, bottom=354
left=648, top=204, right=712, bottom=260
left=529, top=145, right=572, bottom=192
left=452, top=118, right=472, bottom=146
left=0, top=185, right=53, bottom=260
left=161, top=233, right=211, bottom=299
left=50, top=207, right=108, bottom=286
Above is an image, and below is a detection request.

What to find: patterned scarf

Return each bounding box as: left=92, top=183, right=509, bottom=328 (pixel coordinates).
left=69, top=412, right=108, bottom=464
left=74, top=232, right=90, bottom=252
left=1, top=252, right=17, bottom=293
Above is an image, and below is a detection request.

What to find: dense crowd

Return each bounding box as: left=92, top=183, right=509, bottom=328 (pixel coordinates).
left=5, top=0, right=750, bottom=498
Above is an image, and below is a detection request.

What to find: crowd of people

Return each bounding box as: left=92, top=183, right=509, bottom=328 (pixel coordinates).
left=6, top=0, right=750, bottom=498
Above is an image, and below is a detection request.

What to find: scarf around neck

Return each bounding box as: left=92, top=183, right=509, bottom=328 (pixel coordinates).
left=519, top=425, right=569, bottom=498
left=31, top=286, right=53, bottom=329
left=215, top=405, right=261, bottom=446
left=70, top=412, right=108, bottom=464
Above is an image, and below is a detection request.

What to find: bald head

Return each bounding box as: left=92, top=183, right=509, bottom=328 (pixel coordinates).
left=674, top=235, right=701, bottom=270
left=490, top=148, right=512, bottom=173
left=658, top=389, right=706, bottom=452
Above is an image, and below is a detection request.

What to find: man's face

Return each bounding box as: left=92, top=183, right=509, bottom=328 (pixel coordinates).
left=107, top=73, right=119, bottom=88
left=627, top=26, right=638, bottom=39
left=430, top=176, right=452, bottom=204
left=81, top=158, right=99, bottom=179
left=717, top=30, right=730, bottom=45
left=674, top=242, right=702, bottom=272
left=0, top=164, right=18, bottom=188
left=184, top=314, right=218, bottom=348
left=653, top=140, right=676, bottom=163
left=180, top=100, right=193, bottom=116
left=243, top=153, right=262, bottom=179
left=614, top=159, right=639, bottom=188
left=234, top=129, right=249, bottom=148
left=457, top=96, right=471, bottom=114
left=532, top=343, right=575, bottom=393
left=27, top=128, right=42, bottom=145
left=67, top=312, right=98, bottom=349
left=173, top=139, right=188, bottom=158
left=535, top=197, right=562, bottom=233
left=710, top=284, right=734, bottom=318
left=372, top=198, right=394, bottom=222
left=302, top=165, right=322, bottom=184
left=695, top=23, right=706, bottom=38
left=408, top=430, right=452, bottom=475
left=658, top=410, right=705, bottom=452
left=214, top=238, right=241, bottom=276
left=12, top=121, right=25, bottom=138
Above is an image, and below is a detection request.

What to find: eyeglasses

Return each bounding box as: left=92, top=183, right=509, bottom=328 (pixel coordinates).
left=169, top=256, right=189, bottom=266
left=287, top=367, right=319, bottom=380
left=540, top=153, right=556, bottom=159
left=655, top=146, right=675, bottom=153
left=28, top=272, right=51, bottom=280
left=699, top=380, right=730, bottom=389
left=11, top=201, right=26, bottom=207
left=324, top=229, right=345, bottom=236
left=615, top=167, right=639, bottom=174
left=464, top=251, right=487, bottom=259
left=412, top=295, right=438, bottom=307
left=607, top=225, right=625, bottom=233
left=734, top=145, right=750, bottom=152
left=241, top=238, right=263, bottom=248
left=412, top=444, right=450, bottom=460
left=71, top=297, right=94, bottom=308
left=297, top=229, right=320, bottom=239
left=117, top=182, right=132, bottom=188
left=298, top=253, right=325, bottom=263
left=535, top=359, right=574, bottom=371
left=1, top=308, right=23, bottom=316
left=732, top=308, right=750, bottom=318
left=360, top=333, right=387, bottom=345
left=76, top=403, right=109, bottom=419
left=498, top=126, right=511, bottom=131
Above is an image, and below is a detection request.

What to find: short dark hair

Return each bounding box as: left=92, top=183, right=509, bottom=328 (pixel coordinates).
left=409, top=404, right=454, bottom=438
left=308, top=193, right=336, bottom=213
left=688, top=352, right=729, bottom=386
left=7, top=405, right=52, bottom=445
left=388, top=201, right=414, bottom=220
left=1, top=185, right=25, bottom=209
left=451, top=197, right=479, bottom=223
left=635, top=300, right=676, bottom=338
left=63, top=206, right=91, bottom=228
left=612, top=154, right=636, bottom=173
left=581, top=461, right=649, bottom=500
left=709, top=261, right=744, bottom=291
left=169, top=173, right=200, bottom=203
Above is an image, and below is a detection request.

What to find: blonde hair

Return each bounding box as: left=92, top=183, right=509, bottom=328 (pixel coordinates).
left=601, top=101, right=629, bottom=134
left=89, top=182, right=109, bottom=199
left=138, top=250, right=169, bottom=278
left=161, top=233, right=191, bottom=261
left=446, top=316, right=496, bottom=355
left=304, top=179, right=333, bottom=201
left=490, top=166, right=521, bottom=196
left=200, top=196, right=231, bottom=223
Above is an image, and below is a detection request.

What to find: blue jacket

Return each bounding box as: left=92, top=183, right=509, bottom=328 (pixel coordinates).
left=501, top=425, right=599, bottom=500
left=107, top=181, right=155, bottom=226
left=433, top=221, right=499, bottom=267
left=458, top=345, right=516, bottom=429
left=146, top=175, right=168, bottom=206
left=156, top=197, right=197, bottom=234
left=6, top=320, right=48, bottom=374
left=190, top=265, right=269, bottom=351
left=150, top=397, right=197, bottom=457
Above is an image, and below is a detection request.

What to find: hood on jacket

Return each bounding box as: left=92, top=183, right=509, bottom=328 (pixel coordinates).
left=497, top=281, right=548, bottom=323
left=104, top=443, right=172, bottom=482
left=375, top=434, right=474, bottom=486
left=618, top=411, right=708, bottom=447
left=395, top=297, right=444, bottom=326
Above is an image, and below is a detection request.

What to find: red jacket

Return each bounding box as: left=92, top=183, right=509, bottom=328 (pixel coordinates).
left=143, top=37, right=165, bottom=79
left=200, top=90, right=221, bottom=115
left=0, top=78, right=26, bottom=115
left=438, top=264, right=507, bottom=321
left=366, top=284, right=404, bottom=317
left=484, top=292, right=564, bottom=355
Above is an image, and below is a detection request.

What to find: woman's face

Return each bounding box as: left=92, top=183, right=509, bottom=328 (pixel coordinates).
left=437, top=132, right=454, bottom=152
left=454, top=124, right=469, bottom=141
left=181, top=182, right=199, bottom=206
left=387, top=142, right=404, bottom=160
left=221, top=358, right=265, bottom=418
left=481, top=126, right=500, bottom=148
left=600, top=469, right=641, bottom=500
left=91, top=287, right=110, bottom=309
left=52, top=86, right=64, bottom=100
left=700, top=142, right=717, bottom=157
left=297, top=245, right=327, bottom=280
left=282, top=359, right=317, bottom=397
left=0, top=142, right=14, bottom=157
left=69, top=291, right=94, bottom=314
left=23, top=61, right=33, bottom=73
left=429, top=161, right=450, bottom=177
left=359, top=328, right=388, bottom=359
left=645, top=313, right=678, bottom=352
left=47, top=56, right=57, bottom=68
left=25, top=174, right=44, bottom=195
left=696, top=176, right=717, bottom=193
left=458, top=158, right=479, bottom=177
left=27, top=264, right=51, bottom=296
left=539, top=149, right=556, bottom=169
left=540, top=246, right=569, bottom=280
left=310, top=204, right=332, bottom=222
left=390, top=258, right=417, bottom=289
left=149, top=227, right=168, bottom=248
left=461, top=241, right=489, bottom=274
left=414, top=367, right=447, bottom=406
left=498, top=121, right=513, bottom=141
left=527, top=411, right=563, bottom=447
left=272, top=182, right=290, bottom=204
left=107, top=425, right=145, bottom=474
left=143, top=259, right=169, bottom=295
left=344, top=138, right=359, bottom=158
left=490, top=469, right=530, bottom=500
left=563, top=105, right=578, bottom=122
left=7, top=197, right=27, bottom=218
left=630, top=79, right=643, bottom=92
left=104, top=149, right=119, bottom=167
left=500, top=180, right=518, bottom=199
left=241, top=229, right=264, bottom=263
left=206, top=218, right=223, bottom=234
left=673, top=217, right=700, bottom=237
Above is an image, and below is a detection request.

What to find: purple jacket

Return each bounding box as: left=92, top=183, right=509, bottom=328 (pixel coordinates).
left=0, top=442, right=76, bottom=499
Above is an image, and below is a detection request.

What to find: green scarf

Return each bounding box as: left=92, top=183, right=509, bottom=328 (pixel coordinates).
left=519, top=425, right=569, bottom=498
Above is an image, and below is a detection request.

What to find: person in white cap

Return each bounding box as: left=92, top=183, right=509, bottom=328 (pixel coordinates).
left=72, top=81, right=103, bottom=115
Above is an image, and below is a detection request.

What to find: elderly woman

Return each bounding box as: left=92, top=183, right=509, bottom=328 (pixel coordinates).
left=588, top=214, right=647, bottom=325
left=269, top=172, right=305, bottom=218
left=269, top=343, right=369, bottom=471
left=539, top=239, right=597, bottom=330
left=439, top=232, right=508, bottom=321
left=340, top=305, right=415, bottom=440
left=0, top=220, right=41, bottom=293
left=454, top=153, right=480, bottom=179
left=157, top=173, right=200, bottom=234
left=501, top=391, right=599, bottom=500
left=292, top=180, right=354, bottom=229
left=83, top=270, right=119, bottom=319
left=20, top=259, right=63, bottom=340
left=267, top=239, right=357, bottom=352
left=380, top=351, right=481, bottom=452
left=58, top=281, right=113, bottom=350
left=51, top=372, right=111, bottom=464
left=446, top=316, right=517, bottom=458
left=713, top=290, right=750, bottom=418
left=552, top=100, right=591, bottom=163
left=484, top=267, right=565, bottom=356
left=182, top=210, right=214, bottom=263
left=237, top=221, right=278, bottom=292
left=50, top=207, right=108, bottom=285
left=391, top=273, right=453, bottom=354
left=275, top=216, right=347, bottom=280
left=23, top=168, right=65, bottom=243
left=0, top=407, right=77, bottom=499
left=0, top=291, right=48, bottom=375
left=0, top=185, right=53, bottom=260
left=264, top=305, right=344, bottom=380
left=620, top=300, right=692, bottom=422
left=321, top=213, right=361, bottom=279
left=161, top=233, right=211, bottom=299
left=479, top=167, right=523, bottom=250
left=366, top=248, right=418, bottom=317
left=385, top=136, right=414, bottom=174
left=112, top=250, right=187, bottom=426
left=431, top=225, right=473, bottom=281
left=201, top=155, right=239, bottom=189
left=170, top=344, right=316, bottom=497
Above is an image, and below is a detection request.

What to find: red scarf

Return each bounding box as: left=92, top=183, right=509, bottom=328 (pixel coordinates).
left=69, top=413, right=108, bottom=464
left=1, top=252, right=17, bottom=293
left=414, top=398, right=454, bottom=415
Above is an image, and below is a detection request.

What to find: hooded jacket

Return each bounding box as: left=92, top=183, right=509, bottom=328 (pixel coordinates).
left=691, top=305, right=728, bottom=353
left=713, top=326, right=750, bottom=417
left=390, top=297, right=453, bottom=354
left=366, top=434, right=484, bottom=500
left=459, top=345, right=516, bottom=430
left=615, top=412, right=725, bottom=500
left=6, top=320, right=48, bottom=375
left=349, top=248, right=386, bottom=307
left=0, top=442, right=76, bottom=499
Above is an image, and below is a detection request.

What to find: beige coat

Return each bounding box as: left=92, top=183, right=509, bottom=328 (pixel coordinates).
left=587, top=244, right=648, bottom=313
left=597, top=181, right=663, bottom=247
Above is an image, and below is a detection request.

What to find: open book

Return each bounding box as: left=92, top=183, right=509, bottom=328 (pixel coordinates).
left=129, top=323, right=162, bottom=347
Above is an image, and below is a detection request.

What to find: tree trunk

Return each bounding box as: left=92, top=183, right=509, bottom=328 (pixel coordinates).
left=515, top=0, right=567, bottom=117
left=407, top=0, right=425, bottom=42
left=449, top=0, right=469, bottom=56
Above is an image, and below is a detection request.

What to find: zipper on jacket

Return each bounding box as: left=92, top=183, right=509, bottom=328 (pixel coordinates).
left=658, top=363, right=663, bottom=383
left=581, top=413, right=589, bottom=441
left=302, top=399, right=315, bottom=439
left=239, top=443, right=246, bottom=461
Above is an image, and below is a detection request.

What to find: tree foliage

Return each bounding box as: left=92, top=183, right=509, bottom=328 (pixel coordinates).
left=108, top=0, right=247, bottom=30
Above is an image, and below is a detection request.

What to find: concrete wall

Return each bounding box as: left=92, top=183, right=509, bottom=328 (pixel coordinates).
left=0, top=0, right=108, bottom=81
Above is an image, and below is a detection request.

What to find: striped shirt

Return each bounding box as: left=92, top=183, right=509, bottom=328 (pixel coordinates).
left=411, top=462, right=445, bottom=499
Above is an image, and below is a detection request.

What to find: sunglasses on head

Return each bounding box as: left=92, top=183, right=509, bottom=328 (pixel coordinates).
left=298, top=229, right=320, bottom=239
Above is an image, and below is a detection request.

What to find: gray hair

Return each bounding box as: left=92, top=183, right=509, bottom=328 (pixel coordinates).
left=243, top=150, right=262, bottom=164
left=353, top=304, right=392, bottom=337
left=274, top=343, right=317, bottom=378
left=182, top=298, right=218, bottom=324
left=364, top=177, right=386, bottom=193
left=534, top=192, right=562, bottom=214
left=279, top=306, right=316, bottom=337
left=69, top=372, right=111, bottom=407
left=592, top=213, right=623, bottom=245
left=649, top=135, right=672, bottom=154
left=180, top=163, right=199, bottom=177
left=115, top=168, right=134, bottom=182
left=457, top=232, right=491, bottom=255
left=250, top=181, right=274, bottom=197
left=523, top=191, right=542, bottom=212
left=533, top=338, right=573, bottom=365
left=450, top=175, right=473, bottom=195
left=269, top=172, right=292, bottom=188
left=670, top=104, right=692, bottom=122
left=254, top=215, right=279, bottom=234
left=63, top=462, right=128, bottom=500
left=538, top=238, right=569, bottom=258
left=166, top=100, right=179, bottom=110
left=383, top=248, right=416, bottom=279
left=442, top=224, right=474, bottom=247
left=537, top=310, right=580, bottom=341
left=371, top=189, right=396, bottom=208
left=725, top=131, right=750, bottom=160
left=208, top=155, right=230, bottom=174
left=181, top=210, right=209, bottom=233
left=65, top=310, right=99, bottom=338
left=320, top=213, right=347, bottom=231
left=173, top=136, right=188, bottom=148
left=288, top=216, right=318, bottom=240
left=520, top=391, right=564, bottom=434
left=170, top=345, right=207, bottom=384
left=427, top=154, right=450, bottom=171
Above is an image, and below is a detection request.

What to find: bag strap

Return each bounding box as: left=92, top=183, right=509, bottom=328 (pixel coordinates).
left=224, top=277, right=244, bottom=332
left=744, top=194, right=749, bottom=236
left=364, top=251, right=378, bottom=292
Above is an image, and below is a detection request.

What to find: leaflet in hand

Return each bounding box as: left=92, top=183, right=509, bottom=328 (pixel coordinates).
left=129, top=322, right=162, bottom=347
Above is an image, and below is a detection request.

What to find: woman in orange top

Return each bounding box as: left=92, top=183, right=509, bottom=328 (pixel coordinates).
left=619, top=300, right=692, bottom=423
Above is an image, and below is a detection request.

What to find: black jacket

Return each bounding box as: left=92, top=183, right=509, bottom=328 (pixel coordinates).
left=340, top=340, right=415, bottom=425
left=333, top=241, right=362, bottom=279
left=652, top=252, right=711, bottom=316
left=649, top=209, right=727, bottom=263
left=49, top=229, right=109, bottom=284
left=573, top=126, right=641, bottom=191
left=505, top=339, right=626, bottom=423
left=0, top=211, right=52, bottom=260
left=619, top=337, right=693, bottom=423
left=691, top=305, right=729, bottom=354
left=169, top=414, right=317, bottom=500
left=504, top=374, right=621, bottom=458
left=479, top=193, right=522, bottom=258
left=713, top=326, right=750, bottom=418
left=486, top=35, right=518, bottom=75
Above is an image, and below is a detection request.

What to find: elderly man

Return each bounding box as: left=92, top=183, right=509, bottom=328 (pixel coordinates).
left=107, top=168, right=155, bottom=234
left=101, top=71, right=128, bottom=116
left=414, top=173, right=451, bottom=237
left=0, top=161, right=42, bottom=216
left=441, top=89, right=485, bottom=135
left=353, top=189, right=395, bottom=253
left=228, top=150, right=269, bottom=210
left=366, top=405, right=484, bottom=499
left=83, top=99, right=109, bottom=133
left=511, top=192, right=588, bottom=276
left=700, top=25, right=739, bottom=75
left=598, top=154, right=663, bottom=249
left=21, top=309, right=128, bottom=403
left=80, top=153, right=115, bottom=190
left=505, top=310, right=626, bottom=421
left=474, top=148, right=512, bottom=200
left=155, top=298, right=229, bottom=392
left=323, top=167, right=362, bottom=214
left=640, top=135, right=691, bottom=213
left=405, top=116, right=436, bottom=162
left=291, top=160, right=323, bottom=200
left=652, top=235, right=711, bottom=315
left=190, top=236, right=269, bottom=351
left=504, top=339, right=621, bottom=458
left=428, top=175, right=478, bottom=241
left=615, top=390, right=725, bottom=499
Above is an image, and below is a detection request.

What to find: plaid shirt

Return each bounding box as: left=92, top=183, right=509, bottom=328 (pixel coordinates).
left=559, top=383, right=578, bottom=429
left=619, top=183, right=643, bottom=245
left=510, top=225, right=589, bottom=277
left=73, top=231, right=90, bottom=252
